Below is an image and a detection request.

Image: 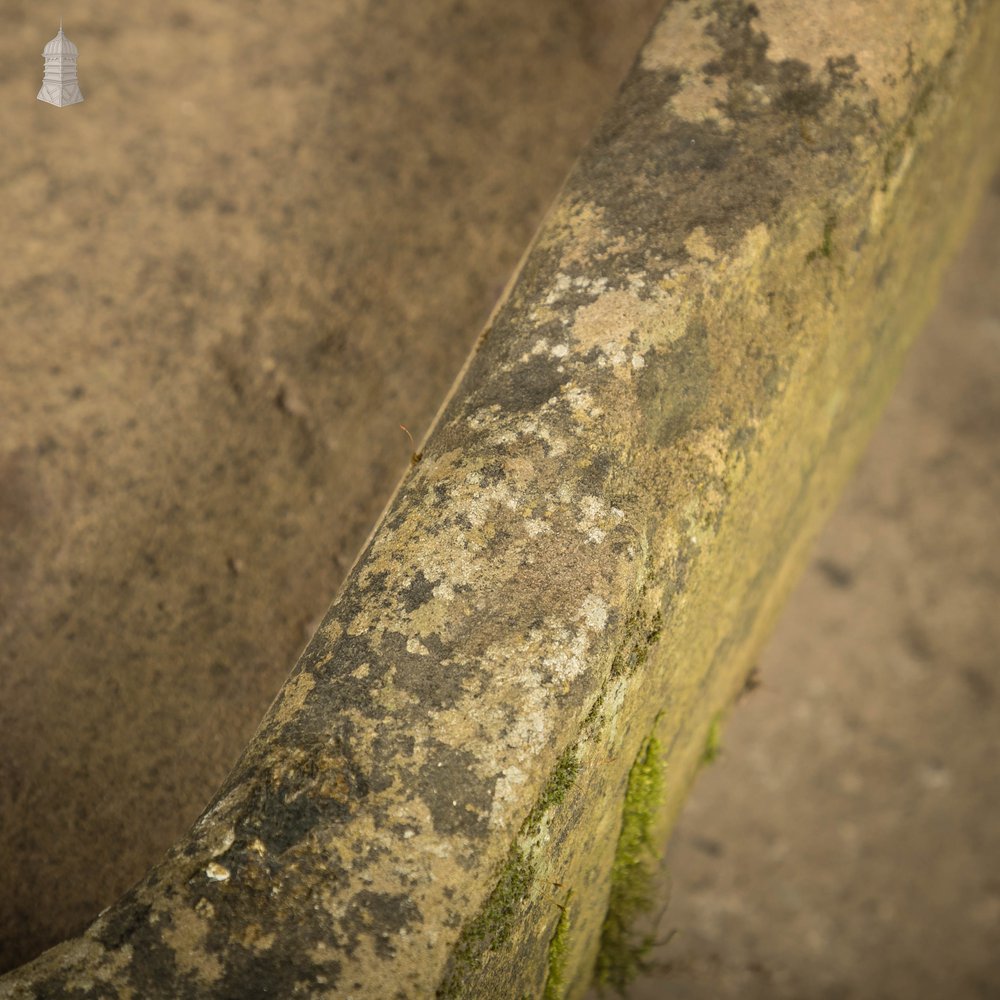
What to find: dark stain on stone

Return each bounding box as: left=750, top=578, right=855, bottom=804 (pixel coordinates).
left=94, top=888, right=151, bottom=950
left=400, top=569, right=436, bottom=612
left=772, top=59, right=826, bottom=116
left=413, top=741, right=495, bottom=838
left=453, top=512, right=474, bottom=531
left=216, top=940, right=343, bottom=997
left=479, top=459, right=507, bottom=485
left=379, top=629, right=468, bottom=711
left=230, top=741, right=370, bottom=856
left=560, top=0, right=870, bottom=279
left=375, top=731, right=415, bottom=761
left=341, top=891, right=422, bottom=960
left=581, top=451, right=613, bottom=494
left=636, top=322, right=713, bottom=450
left=471, top=352, right=573, bottom=414
left=112, top=908, right=194, bottom=1000
left=30, top=977, right=93, bottom=1000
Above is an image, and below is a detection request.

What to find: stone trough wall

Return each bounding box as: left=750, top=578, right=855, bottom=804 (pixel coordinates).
left=2, top=1, right=999, bottom=997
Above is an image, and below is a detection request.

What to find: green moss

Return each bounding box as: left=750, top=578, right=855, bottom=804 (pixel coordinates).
left=437, top=844, right=536, bottom=998
left=609, top=606, right=663, bottom=679
left=543, top=890, right=573, bottom=1000
left=437, top=741, right=584, bottom=996
left=805, top=213, right=837, bottom=262
left=593, top=732, right=665, bottom=995
left=583, top=691, right=607, bottom=736
left=523, top=745, right=580, bottom=839
left=702, top=712, right=723, bottom=765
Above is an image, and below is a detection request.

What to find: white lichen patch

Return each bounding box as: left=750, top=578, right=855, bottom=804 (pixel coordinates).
left=541, top=626, right=590, bottom=685
left=570, top=287, right=685, bottom=363
left=578, top=594, right=609, bottom=632
left=576, top=494, right=619, bottom=545
left=466, top=403, right=502, bottom=430
left=467, top=480, right=519, bottom=528
left=506, top=414, right=568, bottom=458
left=561, top=385, right=600, bottom=427
left=543, top=272, right=573, bottom=305
left=544, top=272, right=610, bottom=308
left=406, top=637, right=431, bottom=656
left=490, top=765, right=528, bottom=831
left=205, top=862, right=230, bottom=882
left=524, top=518, right=551, bottom=537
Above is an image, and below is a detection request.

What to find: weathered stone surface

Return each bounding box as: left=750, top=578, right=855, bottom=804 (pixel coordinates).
left=0, top=0, right=664, bottom=971
left=2, top=0, right=999, bottom=997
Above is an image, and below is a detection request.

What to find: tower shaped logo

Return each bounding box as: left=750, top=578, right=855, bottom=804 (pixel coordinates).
left=37, top=20, right=84, bottom=107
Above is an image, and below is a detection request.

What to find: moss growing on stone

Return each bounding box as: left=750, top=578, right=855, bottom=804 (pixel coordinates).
left=522, top=745, right=581, bottom=839
left=437, top=741, right=583, bottom=996
left=593, top=732, right=664, bottom=995
left=702, top=712, right=723, bottom=765
left=609, top=606, right=663, bottom=679
left=543, top=890, right=573, bottom=1000
left=437, top=844, right=536, bottom=998
left=806, top=213, right=837, bottom=262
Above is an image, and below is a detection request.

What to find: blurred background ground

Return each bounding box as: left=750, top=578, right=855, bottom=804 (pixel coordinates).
left=1, top=2, right=998, bottom=996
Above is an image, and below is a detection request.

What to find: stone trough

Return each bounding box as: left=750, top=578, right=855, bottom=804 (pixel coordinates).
left=2, top=1, right=999, bottom=997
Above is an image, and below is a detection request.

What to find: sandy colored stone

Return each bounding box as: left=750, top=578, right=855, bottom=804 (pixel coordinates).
left=0, top=0, right=663, bottom=975
left=1, top=0, right=999, bottom=997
